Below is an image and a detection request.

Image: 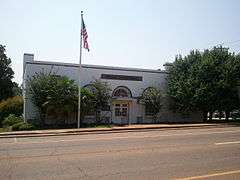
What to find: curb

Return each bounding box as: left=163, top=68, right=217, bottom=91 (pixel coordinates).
left=0, top=124, right=230, bottom=138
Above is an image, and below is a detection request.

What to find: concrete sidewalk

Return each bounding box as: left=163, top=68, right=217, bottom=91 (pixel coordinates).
left=0, top=123, right=235, bottom=138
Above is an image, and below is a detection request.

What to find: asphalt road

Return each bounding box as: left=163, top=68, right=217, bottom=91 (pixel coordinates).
left=0, top=126, right=240, bottom=180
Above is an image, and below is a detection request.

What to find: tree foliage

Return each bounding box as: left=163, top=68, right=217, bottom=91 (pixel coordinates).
left=0, top=96, right=23, bottom=125
left=0, top=45, right=14, bottom=101
left=27, top=72, right=111, bottom=126
left=2, top=114, right=23, bottom=127
left=80, top=88, right=96, bottom=119
left=91, top=79, right=111, bottom=111
left=168, top=46, right=240, bottom=120
left=140, top=87, right=162, bottom=122
left=85, top=79, right=111, bottom=123
left=27, top=72, right=78, bottom=125
left=12, top=82, right=22, bottom=96
left=3, top=114, right=34, bottom=131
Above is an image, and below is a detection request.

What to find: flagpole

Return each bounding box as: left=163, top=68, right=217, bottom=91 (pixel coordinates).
left=77, top=11, right=83, bottom=128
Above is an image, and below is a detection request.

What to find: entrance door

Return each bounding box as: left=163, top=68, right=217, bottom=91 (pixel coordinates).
left=114, top=103, right=129, bottom=124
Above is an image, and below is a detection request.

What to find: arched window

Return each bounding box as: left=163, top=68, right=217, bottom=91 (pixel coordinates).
left=114, top=89, right=128, bottom=97
left=112, top=86, right=132, bottom=98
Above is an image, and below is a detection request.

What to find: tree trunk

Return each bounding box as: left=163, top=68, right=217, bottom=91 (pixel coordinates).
left=219, top=111, right=223, bottom=120
left=153, top=114, right=157, bottom=124
left=225, top=111, right=230, bottom=121
left=203, top=111, right=208, bottom=122
left=95, top=110, right=101, bottom=124
left=64, top=111, right=68, bottom=127
left=209, top=111, right=213, bottom=121
left=39, top=108, right=46, bottom=128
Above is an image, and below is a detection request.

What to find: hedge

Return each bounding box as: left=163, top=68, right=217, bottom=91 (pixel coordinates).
left=0, top=96, right=23, bottom=126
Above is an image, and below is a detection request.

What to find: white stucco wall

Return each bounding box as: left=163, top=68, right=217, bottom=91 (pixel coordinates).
left=23, top=54, right=202, bottom=124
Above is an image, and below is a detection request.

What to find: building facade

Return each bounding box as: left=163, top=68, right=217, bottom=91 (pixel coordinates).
left=23, top=53, right=203, bottom=125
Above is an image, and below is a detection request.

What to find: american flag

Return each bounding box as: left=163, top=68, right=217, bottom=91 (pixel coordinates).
left=81, top=17, right=89, bottom=51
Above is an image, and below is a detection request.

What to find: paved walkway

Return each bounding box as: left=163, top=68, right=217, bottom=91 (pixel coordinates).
left=0, top=123, right=236, bottom=138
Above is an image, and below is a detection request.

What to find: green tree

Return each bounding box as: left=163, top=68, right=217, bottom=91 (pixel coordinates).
left=168, top=46, right=240, bottom=121
left=80, top=88, right=96, bottom=120
left=0, top=45, right=14, bottom=101
left=210, top=47, right=240, bottom=120
left=12, top=82, right=22, bottom=96
left=88, top=80, right=111, bottom=123
left=0, top=96, right=23, bottom=126
left=27, top=72, right=78, bottom=126
left=140, top=87, right=162, bottom=122
left=167, top=51, right=202, bottom=113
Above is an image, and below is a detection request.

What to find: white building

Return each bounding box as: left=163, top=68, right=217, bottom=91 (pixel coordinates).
left=23, top=53, right=202, bottom=125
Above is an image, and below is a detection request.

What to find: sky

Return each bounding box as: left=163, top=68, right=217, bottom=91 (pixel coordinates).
left=1, top=0, right=240, bottom=84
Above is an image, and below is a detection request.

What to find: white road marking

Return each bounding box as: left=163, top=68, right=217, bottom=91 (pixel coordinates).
left=215, top=141, right=240, bottom=145
left=14, top=137, right=17, bottom=143
left=175, top=169, right=240, bottom=180
left=1, top=129, right=240, bottom=145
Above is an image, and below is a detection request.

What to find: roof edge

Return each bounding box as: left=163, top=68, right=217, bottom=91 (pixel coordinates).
left=25, top=60, right=168, bottom=74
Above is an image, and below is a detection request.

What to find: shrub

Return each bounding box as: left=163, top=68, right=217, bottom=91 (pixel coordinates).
left=2, top=114, right=34, bottom=131
left=2, top=114, right=23, bottom=127
left=139, top=87, right=162, bottom=122
left=0, top=96, right=23, bottom=125
left=12, top=122, right=34, bottom=131
left=27, top=73, right=78, bottom=126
